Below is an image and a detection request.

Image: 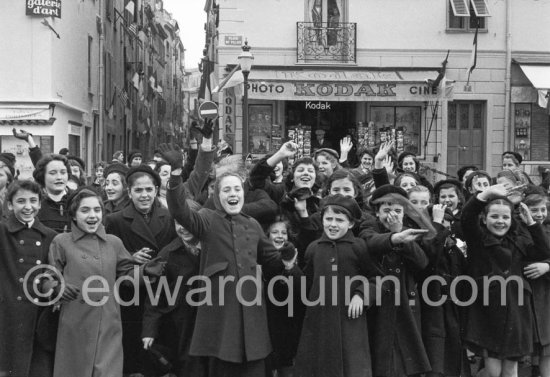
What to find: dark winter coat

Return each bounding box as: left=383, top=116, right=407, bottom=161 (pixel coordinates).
left=527, top=222, right=550, bottom=348
left=460, top=196, right=550, bottom=359
left=166, top=175, right=287, bottom=363
left=141, top=237, right=202, bottom=375
left=0, top=214, right=57, bottom=377
left=359, top=217, right=431, bottom=377
left=420, top=221, right=467, bottom=375
left=103, top=196, right=131, bottom=216
left=294, top=231, right=374, bottom=377
left=104, top=202, right=177, bottom=373
left=37, top=192, right=72, bottom=233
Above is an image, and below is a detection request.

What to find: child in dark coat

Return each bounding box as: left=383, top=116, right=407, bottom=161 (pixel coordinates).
left=294, top=194, right=375, bottom=377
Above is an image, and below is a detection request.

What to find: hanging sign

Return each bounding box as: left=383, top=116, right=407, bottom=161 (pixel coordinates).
left=26, top=0, right=62, bottom=18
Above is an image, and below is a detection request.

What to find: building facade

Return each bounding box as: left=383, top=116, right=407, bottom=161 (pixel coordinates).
left=205, top=0, right=550, bottom=181
left=0, top=0, right=185, bottom=179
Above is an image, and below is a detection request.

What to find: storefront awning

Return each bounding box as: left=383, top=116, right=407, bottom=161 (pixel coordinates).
left=519, top=65, right=550, bottom=90
left=246, top=69, right=452, bottom=102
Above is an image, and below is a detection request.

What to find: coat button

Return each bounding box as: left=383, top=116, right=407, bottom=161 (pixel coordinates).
left=395, top=268, right=401, bottom=273
left=329, top=257, right=336, bottom=263
left=19, top=258, right=24, bottom=263
left=19, top=278, right=24, bottom=283
left=410, top=291, right=416, bottom=297
left=19, top=240, right=24, bottom=245
left=16, top=296, right=22, bottom=301
left=36, top=241, right=41, bottom=246
left=36, top=260, right=42, bottom=265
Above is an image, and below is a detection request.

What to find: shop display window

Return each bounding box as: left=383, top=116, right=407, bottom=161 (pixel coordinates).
left=248, top=104, right=274, bottom=155
left=514, top=103, right=550, bottom=161
left=365, top=106, right=421, bottom=155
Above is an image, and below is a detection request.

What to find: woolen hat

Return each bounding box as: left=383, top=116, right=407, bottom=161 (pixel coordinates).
left=370, top=184, right=408, bottom=205
left=128, top=150, right=143, bottom=164
left=0, top=152, right=16, bottom=177
left=104, top=163, right=129, bottom=179
left=397, top=152, right=418, bottom=168
left=314, top=148, right=339, bottom=161
left=68, top=156, right=86, bottom=170
left=321, top=194, right=362, bottom=221
left=433, top=179, right=463, bottom=196
left=456, top=165, right=479, bottom=182
left=502, top=151, right=523, bottom=165
left=126, top=165, right=161, bottom=187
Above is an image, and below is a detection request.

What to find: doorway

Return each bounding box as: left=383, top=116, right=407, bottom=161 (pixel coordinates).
left=285, top=101, right=356, bottom=154
left=446, top=101, right=485, bottom=176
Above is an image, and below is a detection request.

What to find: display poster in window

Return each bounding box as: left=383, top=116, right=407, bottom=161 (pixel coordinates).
left=369, top=106, right=421, bottom=155
left=271, top=124, right=282, bottom=152
left=513, top=103, right=531, bottom=161
left=287, top=125, right=312, bottom=160
left=248, top=105, right=272, bottom=155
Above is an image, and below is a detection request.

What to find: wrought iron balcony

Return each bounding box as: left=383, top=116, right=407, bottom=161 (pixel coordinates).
left=297, top=22, right=356, bottom=63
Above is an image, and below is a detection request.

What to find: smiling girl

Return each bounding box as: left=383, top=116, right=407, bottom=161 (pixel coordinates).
left=49, top=189, right=164, bottom=377
left=461, top=184, right=550, bottom=377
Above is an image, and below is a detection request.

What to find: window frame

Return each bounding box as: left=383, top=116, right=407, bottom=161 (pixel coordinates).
left=447, top=0, right=488, bottom=32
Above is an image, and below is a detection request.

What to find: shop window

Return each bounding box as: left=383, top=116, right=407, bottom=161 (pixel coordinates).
left=448, top=0, right=488, bottom=31
left=513, top=103, right=550, bottom=161
left=368, top=106, right=422, bottom=156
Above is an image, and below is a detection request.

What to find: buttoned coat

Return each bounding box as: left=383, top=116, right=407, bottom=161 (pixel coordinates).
left=294, top=231, right=374, bottom=377
left=460, top=197, right=550, bottom=359
left=0, top=215, right=57, bottom=377
left=359, top=217, right=431, bottom=377
left=167, top=176, right=286, bottom=363
left=530, top=223, right=550, bottom=348
left=49, top=224, right=139, bottom=377
left=104, top=202, right=177, bottom=373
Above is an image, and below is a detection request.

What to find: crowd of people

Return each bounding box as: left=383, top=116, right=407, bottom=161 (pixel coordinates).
left=1, top=121, right=550, bottom=377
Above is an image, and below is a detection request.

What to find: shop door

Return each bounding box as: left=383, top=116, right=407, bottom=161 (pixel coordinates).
left=446, top=101, right=485, bottom=176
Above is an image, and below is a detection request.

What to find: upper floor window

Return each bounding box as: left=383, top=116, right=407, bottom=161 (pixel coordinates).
left=448, top=0, right=490, bottom=31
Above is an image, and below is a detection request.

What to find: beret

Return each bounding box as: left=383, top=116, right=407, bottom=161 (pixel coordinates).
left=456, top=165, right=479, bottom=182
left=321, top=194, right=362, bottom=221
left=370, top=184, right=408, bottom=204
left=464, top=170, right=492, bottom=189
left=502, top=151, right=523, bottom=165
left=314, top=148, right=339, bottom=161
left=128, top=150, right=143, bottom=163
left=126, top=164, right=161, bottom=187
left=433, top=179, right=463, bottom=196
left=104, top=163, right=129, bottom=179
left=397, top=151, right=417, bottom=167
left=0, top=152, right=16, bottom=177
left=357, top=148, right=375, bottom=160
left=68, top=156, right=85, bottom=170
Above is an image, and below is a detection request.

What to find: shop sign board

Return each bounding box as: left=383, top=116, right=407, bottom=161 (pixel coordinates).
left=26, top=0, right=62, bottom=18
left=247, top=81, right=450, bottom=102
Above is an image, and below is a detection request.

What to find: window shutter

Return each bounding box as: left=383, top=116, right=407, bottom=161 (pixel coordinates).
left=450, top=0, right=470, bottom=17
left=470, top=0, right=490, bottom=17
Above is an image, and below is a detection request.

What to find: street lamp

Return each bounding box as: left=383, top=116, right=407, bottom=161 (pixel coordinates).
left=238, top=40, right=254, bottom=156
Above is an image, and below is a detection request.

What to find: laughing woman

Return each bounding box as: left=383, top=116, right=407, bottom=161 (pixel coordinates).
left=104, top=165, right=176, bottom=376
left=163, top=142, right=297, bottom=377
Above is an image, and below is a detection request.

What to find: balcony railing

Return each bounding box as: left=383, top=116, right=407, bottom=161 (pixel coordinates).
left=297, top=22, right=356, bottom=63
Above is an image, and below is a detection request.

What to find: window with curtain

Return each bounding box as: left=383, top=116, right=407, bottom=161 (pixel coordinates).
left=306, top=0, right=345, bottom=46
left=448, top=0, right=489, bottom=31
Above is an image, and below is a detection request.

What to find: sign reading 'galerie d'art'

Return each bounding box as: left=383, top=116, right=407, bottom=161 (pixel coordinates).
left=26, top=0, right=62, bottom=18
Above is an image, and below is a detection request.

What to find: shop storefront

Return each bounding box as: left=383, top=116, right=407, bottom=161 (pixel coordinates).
left=511, top=62, right=550, bottom=176
left=235, top=68, right=449, bottom=162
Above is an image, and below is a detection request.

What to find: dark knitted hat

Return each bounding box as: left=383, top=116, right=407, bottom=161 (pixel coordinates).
left=397, top=152, right=418, bottom=170
left=0, top=152, right=16, bottom=177
left=126, top=165, right=161, bottom=187
left=128, top=150, right=143, bottom=164
left=370, top=184, right=408, bottom=205
left=68, top=156, right=85, bottom=170
left=104, top=163, right=129, bottom=179
left=502, top=151, right=523, bottom=165
left=456, top=165, right=479, bottom=182
left=321, top=194, right=362, bottom=221
left=433, top=179, right=463, bottom=196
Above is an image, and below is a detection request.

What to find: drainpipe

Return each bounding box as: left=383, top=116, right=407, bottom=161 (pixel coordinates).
left=98, top=0, right=105, bottom=161
left=503, top=0, right=512, bottom=151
